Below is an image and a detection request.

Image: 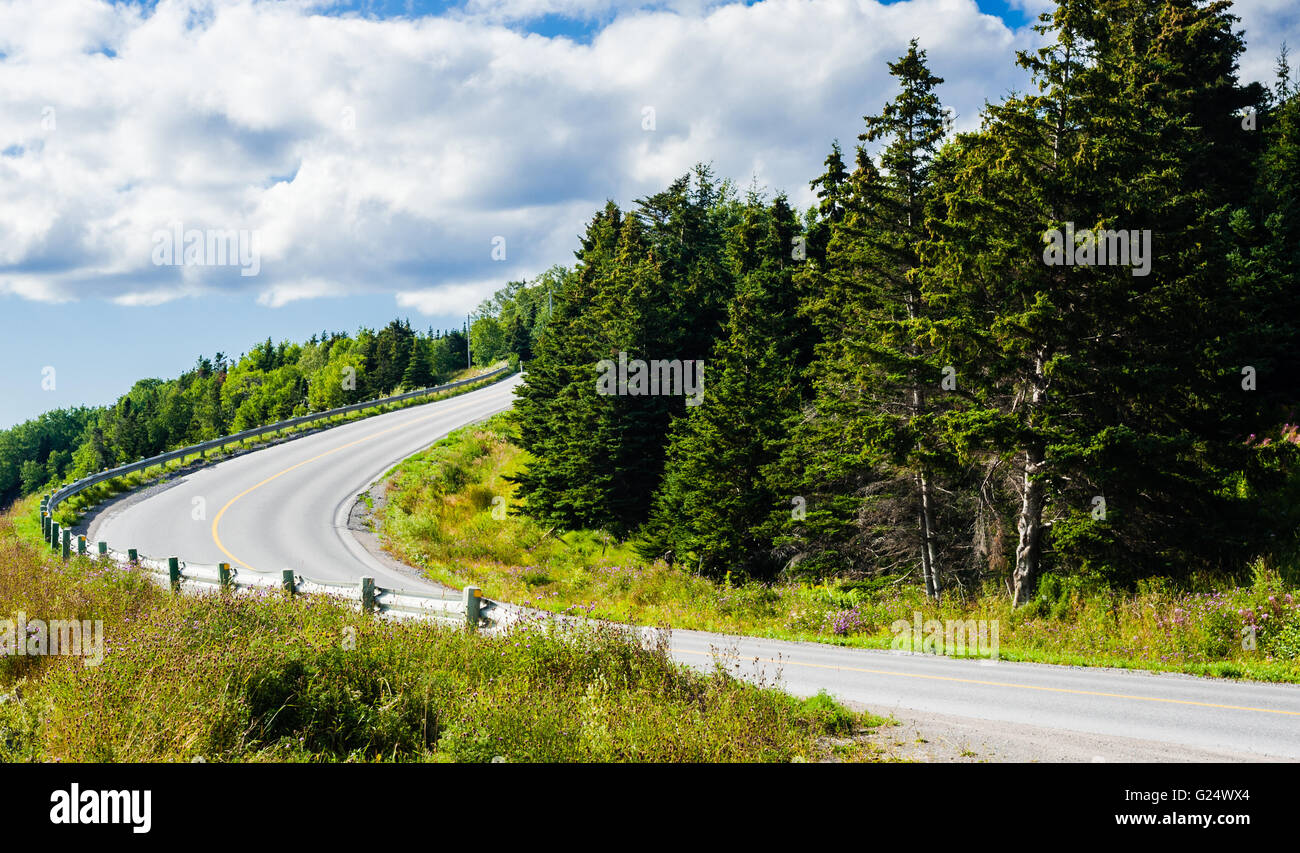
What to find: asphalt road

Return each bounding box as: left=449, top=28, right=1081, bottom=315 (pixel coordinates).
left=87, top=371, right=1300, bottom=760
left=92, top=373, right=526, bottom=593
left=662, top=628, right=1300, bottom=759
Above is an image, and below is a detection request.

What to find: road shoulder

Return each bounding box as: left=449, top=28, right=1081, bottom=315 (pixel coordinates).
left=853, top=706, right=1288, bottom=763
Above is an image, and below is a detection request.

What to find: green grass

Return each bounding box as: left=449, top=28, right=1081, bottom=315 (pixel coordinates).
left=0, top=513, right=880, bottom=762
left=378, top=414, right=1300, bottom=684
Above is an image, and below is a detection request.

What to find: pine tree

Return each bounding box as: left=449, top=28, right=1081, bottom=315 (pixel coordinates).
left=641, top=194, right=812, bottom=575
left=778, top=41, right=954, bottom=597
left=400, top=337, right=436, bottom=390
left=924, top=0, right=1272, bottom=603
left=514, top=170, right=740, bottom=537
left=513, top=203, right=625, bottom=531
left=805, top=141, right=849, bottom=264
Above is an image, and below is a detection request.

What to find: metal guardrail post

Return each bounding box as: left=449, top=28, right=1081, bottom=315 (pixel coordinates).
left=128, top=548, right=138, bottom=564
left=50, top=522, right=60, bottom=552
left=41, top=512, right=49, bottom=542
left=282, top=569, right=296, bottom=595
left=61, top=529, right=71, bottom=559
left=97, top=541, right=108, bottom=556
left=168, top=557, right=181, bottom=590
left=360, top=577, right=375, bottom=612
left=464, top=586, right=482, bottom=629
left=218, top=563, right=231, bottom=589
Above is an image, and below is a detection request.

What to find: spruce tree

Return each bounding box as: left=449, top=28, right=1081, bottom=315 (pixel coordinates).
left=400, top=337, right=435, bottom=390
left=512, top=203, right=624, bottom=531
left=925, top=0, right=1272, bottom=603
left=778, top=41, right=954, bottom=597
left=514, top=170, right=739, bottom=537
left=641, top=194, right=812, bottom=575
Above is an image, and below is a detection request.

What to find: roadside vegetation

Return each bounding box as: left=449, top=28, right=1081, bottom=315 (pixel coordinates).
left=379, top=416, right=1300, bottom=684
left=0, top=512, right=883, bottom=762
left=371, top=3, right=1300, bottom=688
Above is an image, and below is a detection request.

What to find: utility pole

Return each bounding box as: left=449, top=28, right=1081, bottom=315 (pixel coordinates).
left=465, top=314, right=472, bottom=369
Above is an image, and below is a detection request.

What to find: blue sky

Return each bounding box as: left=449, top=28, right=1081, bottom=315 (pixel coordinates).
left=0, top=0, right=1294, bottom=428
left=309, top=1, right=1037, bottom=38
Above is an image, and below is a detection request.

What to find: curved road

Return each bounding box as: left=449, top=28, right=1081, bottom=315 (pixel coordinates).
left=87, top=372, right=1300, bottom=760
left=93, top=374, right=525, bottom=594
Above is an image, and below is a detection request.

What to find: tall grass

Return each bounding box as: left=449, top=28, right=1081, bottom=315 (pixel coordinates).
left=0, top=514, right=876, bottom=762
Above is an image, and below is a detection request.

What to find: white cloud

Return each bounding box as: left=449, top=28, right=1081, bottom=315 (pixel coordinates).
left=112, top=287, right=191, bottom=307
left=0, top=275, right=75, bottom=303
left=396, top=271, right=534, bottom=316
left=0, top=0, right=1289, bottom=316
left=255, top=278, right=349, bottom=308
left=1233, top=0, right=1300, bottom=89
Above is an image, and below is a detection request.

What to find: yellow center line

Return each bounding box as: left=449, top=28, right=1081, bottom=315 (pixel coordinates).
left=211, top=396, right=490, bottom=571
left=671, top=647, right=1300, bottom=717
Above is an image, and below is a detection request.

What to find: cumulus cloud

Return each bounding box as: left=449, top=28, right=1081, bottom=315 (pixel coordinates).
left=0, top=0, right=1289, bottom=316
left=1232, top=0, right=1300, bottom=88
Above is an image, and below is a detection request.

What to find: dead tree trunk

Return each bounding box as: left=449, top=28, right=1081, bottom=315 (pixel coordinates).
left=919, top=471, right=941, bottom=602
left=1012, top=352, right=1047, bottom=607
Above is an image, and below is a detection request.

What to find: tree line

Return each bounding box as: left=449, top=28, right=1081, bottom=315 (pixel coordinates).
left=513, top=0, right=1300, bottom=604
left=0, top=320, right=479, bottom=507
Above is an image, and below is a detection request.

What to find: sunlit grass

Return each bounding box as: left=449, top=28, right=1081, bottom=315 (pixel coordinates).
left=379, top=415, right=1300, bottom=683
left=0, top=512, right=877, bottom=762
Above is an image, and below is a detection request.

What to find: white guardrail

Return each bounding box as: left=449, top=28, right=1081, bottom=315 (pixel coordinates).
left=35, top=367, right=514, bottom=629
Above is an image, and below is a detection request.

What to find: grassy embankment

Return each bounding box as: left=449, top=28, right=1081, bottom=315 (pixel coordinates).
left=42, top=363, right=512, bottom=532
left=0, top=506, right=884, bottom=762
left=378, top=414, right=1300, bottom=684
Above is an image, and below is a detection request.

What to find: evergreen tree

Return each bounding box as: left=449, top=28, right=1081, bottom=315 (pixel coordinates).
left=924, top=0, right=1274, bottom=603
left=805, top=141, right=850, bottom=264
left=400, top=337, right=436, bottom=390
left=513, top=203, right=626, bottom=531
left=514, top=170, right=740, bottom=536
left=778, top=41, right=955, bottom=597
left=641, top=194, right=812, bottom=575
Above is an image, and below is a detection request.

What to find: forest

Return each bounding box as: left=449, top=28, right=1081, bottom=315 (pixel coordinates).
left=511, top=1, right=1300, bottom=606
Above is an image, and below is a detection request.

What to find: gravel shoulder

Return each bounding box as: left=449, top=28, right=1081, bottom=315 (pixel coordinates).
left=848, top=706, right=1288, bottom=762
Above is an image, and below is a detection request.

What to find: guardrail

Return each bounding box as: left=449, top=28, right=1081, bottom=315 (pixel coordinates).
left=43, top=365, right=510, bottom=524
left=31, top=531, right=505, bottom=628
left=33, top=365, right=516, bottom=629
